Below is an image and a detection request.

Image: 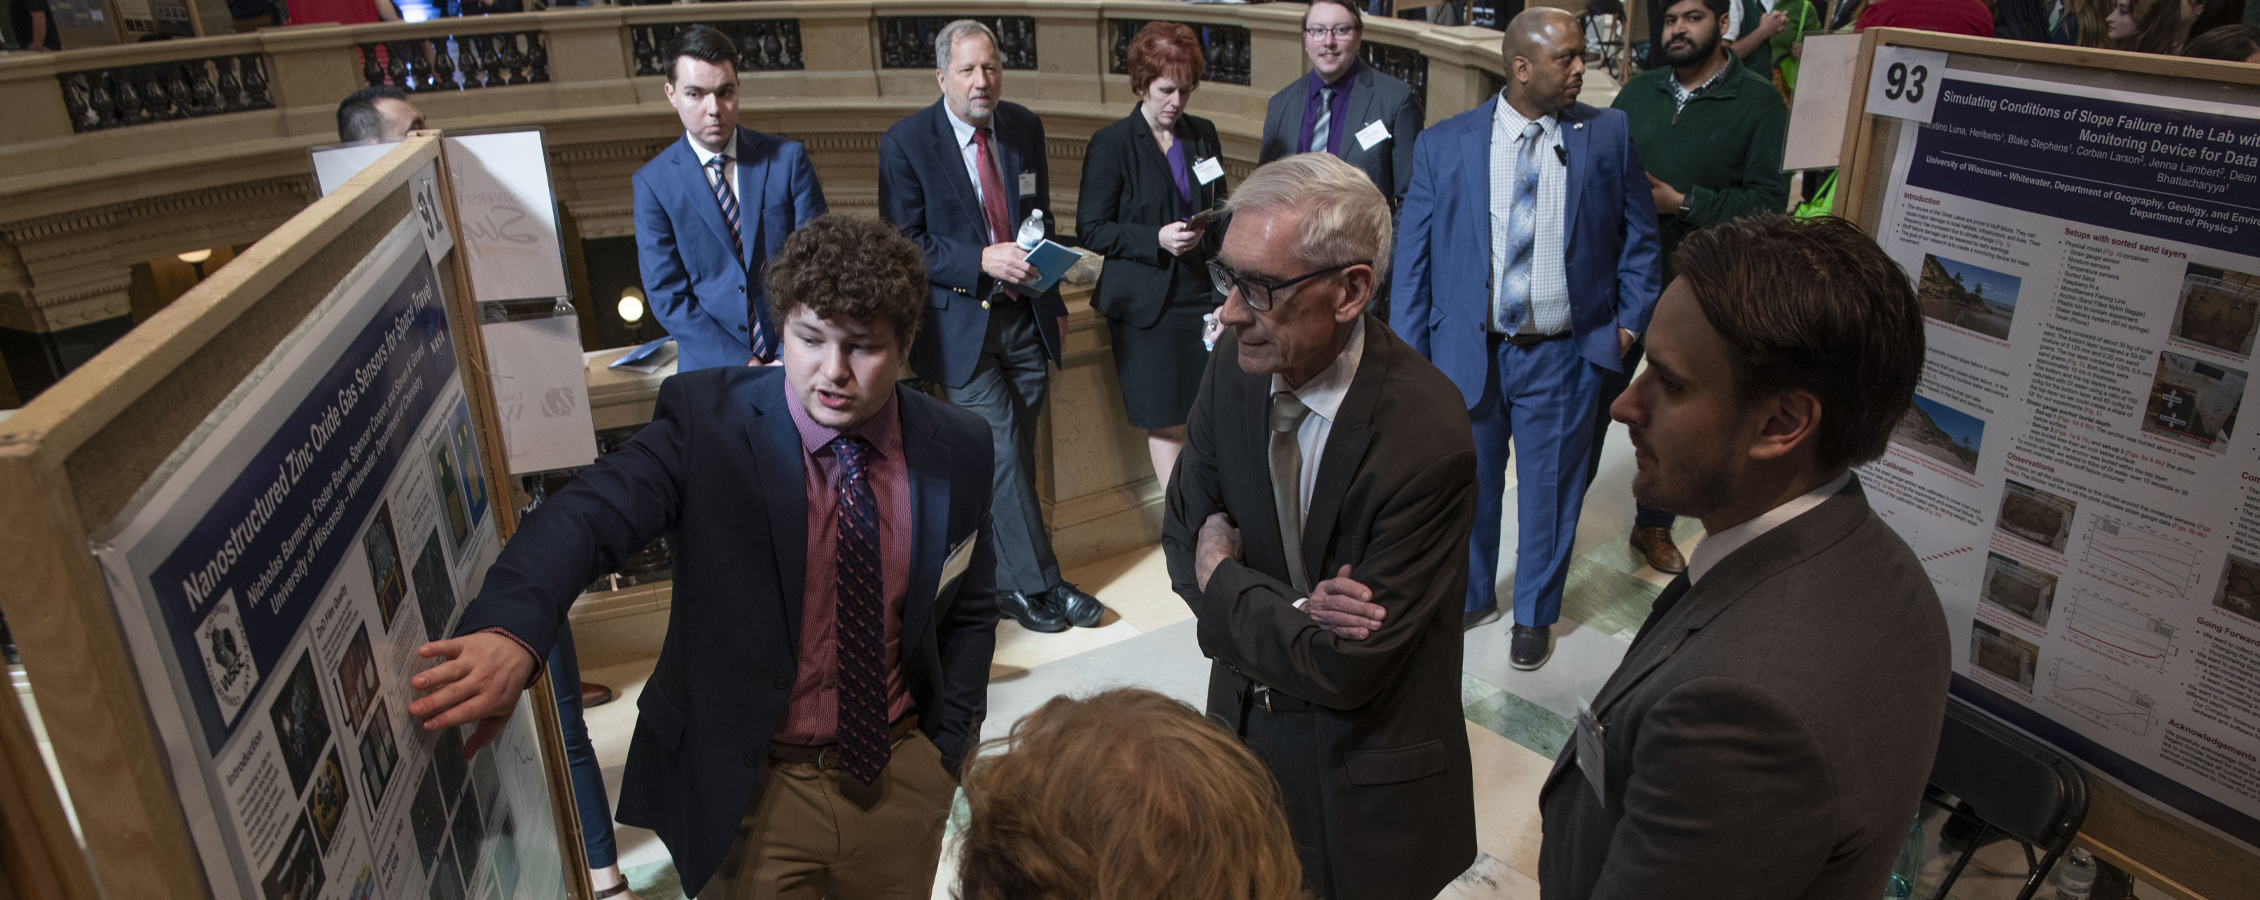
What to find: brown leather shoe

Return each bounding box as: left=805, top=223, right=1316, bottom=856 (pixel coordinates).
left=581, top=682, right=615, bottom=708
left=1630, top=526, right=1688, bottom=574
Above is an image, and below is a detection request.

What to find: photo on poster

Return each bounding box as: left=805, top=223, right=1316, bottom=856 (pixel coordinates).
left=2171, top=263, right=2260, bottom=358
left=1996, top=480, right=2076, bottom=553
left=1918, top=253, right=2019, bottom=341
left=268, top=651, right=335, bottom=795
left=359, top=700, right=400, bottom=808
left=411, top=764, right=447, bottom=870
left=2143, top=351, right=2248, bottom=449
left=2213, top=552, right=2260, bottom=623
left=260, top=813, right=326, bottom=900
left=413, top=531, right=460, bottom=642
left=433, top=837, right=468, bottom=900
left=1971, top=620, right=2040, bottom=694
left=433, top=721, right=471, bottom=801
left=1893, top=394, right=1985, bottom=475
left=433, top=442, right=472, bottom=550
left=449, top=400, right=490, bottom=528
left=451, top=781, right=486, bottom=862
left=307, top=747, right=351, bottom=854
left=1980, top=552, right=2058, bottom=627
left=336, top=623, right=381, bottom=731
left=363, top=503, right=408, bottom=632
left=348, top=864, right=376, bottom=900
left=194, top=590, right=258, bottom=726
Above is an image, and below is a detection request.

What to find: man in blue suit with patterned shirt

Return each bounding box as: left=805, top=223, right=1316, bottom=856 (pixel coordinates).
left=635, top=25, right=827, bottom=371
left=1393, top=8, right=1662, bottom=670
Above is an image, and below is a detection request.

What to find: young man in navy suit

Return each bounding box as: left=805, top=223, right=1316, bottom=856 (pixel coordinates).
left=407, top=214, right=998, bottom=900
left=878, top=20, right=1100, bottom=635
left=1393, top=8, right=1662, bottom=670
left=634, top=25, right=827, bottom=371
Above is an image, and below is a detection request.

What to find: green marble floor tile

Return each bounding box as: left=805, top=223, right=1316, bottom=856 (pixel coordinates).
left=1461, top=671, right=1505, bottom=709
left=624, top=859, right=686, bottom=900
left=1464, top=684, right=1575, bottom=759
left=1558, top=558, right=1665, bottom=642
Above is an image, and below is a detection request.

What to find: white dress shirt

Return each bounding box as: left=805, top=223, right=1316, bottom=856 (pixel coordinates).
left=686, top=130, right=740, bottom=212
left=1488, top=94, right=1571, bottom=335
left=1270, top=318, right=1367, bottom=524
left=943, top=104, right=1005, bottom=242
left=1686, top=471, right=1853, bottom=585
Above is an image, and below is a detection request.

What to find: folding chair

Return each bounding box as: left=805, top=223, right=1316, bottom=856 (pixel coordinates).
left=1920, top=697, right=2089, bottom=900
left=1581, top=0, right=1628, bottom=80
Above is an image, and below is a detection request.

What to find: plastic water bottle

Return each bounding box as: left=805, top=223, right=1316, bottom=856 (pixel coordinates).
left=2056, top=847, right=2096, bottom=900
left=1884, top=817, right=1925, bottom=899
left=1015, top=209, right=1046, bottom=250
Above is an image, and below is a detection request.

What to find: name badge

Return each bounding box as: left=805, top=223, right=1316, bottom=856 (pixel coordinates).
left=937, top=532, right=978, bottom=599
left=1355, top=119, right=1391, bottom=151
left=1574, top=699, right=1608, bottom=804
left=1019, top=171, right=1038, bottom=196
left=1192, top=156, right=1225, bottom=185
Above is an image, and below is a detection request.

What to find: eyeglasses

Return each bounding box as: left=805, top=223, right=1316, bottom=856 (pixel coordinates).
left=1304, top=25, right=1359, bottom=39
left=1208, top=259, right=1370, bottom=312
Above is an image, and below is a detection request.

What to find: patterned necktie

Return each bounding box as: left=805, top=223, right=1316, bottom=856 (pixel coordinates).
left=1495, top=122, right=1542, bottom=334
left=1270, top=391, right=1313, bottom=592
left=709, top=153, right=776, bottom=362
left=831, top=435, right=890, bottom=784
left=971, top=127, right=1012, bottom=246
left=1309, top=86, right=1335, bottom=154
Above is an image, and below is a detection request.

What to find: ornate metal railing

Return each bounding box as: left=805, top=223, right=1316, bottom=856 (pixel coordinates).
left=1362, top=41, right=1429, bottom=109
left=1468, top=0, right=1510, bottom=31
left=57, top=54, right=273, bottom=134
left=879, top=16, right=1036, bottom=69
left=354, top=31, right=550, bottom=91
left=629, top=19, right=805, bottom=77
left=1109, top=19, right=1251, bottom=86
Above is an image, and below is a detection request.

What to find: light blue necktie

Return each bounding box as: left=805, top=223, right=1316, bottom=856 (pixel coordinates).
left=1497, top=122, right=1541, bottom=334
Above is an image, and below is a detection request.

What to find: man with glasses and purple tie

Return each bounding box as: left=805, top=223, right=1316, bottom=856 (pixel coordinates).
left=634, top=25, right=827, bottom=372
left=1259, top=0, right=1424, bottom=215
left=1393, top=8, right=1661, bottom=670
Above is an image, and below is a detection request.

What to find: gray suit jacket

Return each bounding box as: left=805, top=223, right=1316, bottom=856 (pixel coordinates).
left=1537, top=477, right=1952, bottom=899
left=1163, top=319, right=1478, bottom=900
left=1261, top=64, right=1424, bottom=205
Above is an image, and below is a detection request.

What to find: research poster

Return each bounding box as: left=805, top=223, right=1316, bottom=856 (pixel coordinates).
left=94, top=218, right=566, bottom=900
left=1857, top=59, right=2260, bottom=850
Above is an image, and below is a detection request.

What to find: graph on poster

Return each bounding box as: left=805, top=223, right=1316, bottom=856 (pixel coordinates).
left=2064, top=591, right=2179, bottom=671
left=2051, top=658, right=2160, bottom=737
left=2083, top=515, right=2202, bottom=600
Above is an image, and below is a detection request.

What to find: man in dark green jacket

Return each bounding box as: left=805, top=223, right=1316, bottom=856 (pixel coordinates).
left=1600, top=0, right=1790, bottom=575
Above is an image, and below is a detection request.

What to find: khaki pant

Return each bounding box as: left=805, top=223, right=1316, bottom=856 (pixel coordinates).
left=698, top=729, right=957, bottom=900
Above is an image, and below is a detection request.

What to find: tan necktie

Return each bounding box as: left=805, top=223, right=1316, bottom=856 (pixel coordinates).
left=1270, top=390, right=1313, bottom=592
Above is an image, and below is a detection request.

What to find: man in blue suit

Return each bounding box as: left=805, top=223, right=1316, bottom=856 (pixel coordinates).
left=407, top=215, right=997, bottom=899
left=879, top=20, right=1100, bottom=636
left=634, top=25, right=827, bottom=371
left=1393, top=8, right=1662, bottom=670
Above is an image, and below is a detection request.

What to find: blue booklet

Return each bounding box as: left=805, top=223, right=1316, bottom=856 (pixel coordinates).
left=1020, top=239, right=1081, bottom=293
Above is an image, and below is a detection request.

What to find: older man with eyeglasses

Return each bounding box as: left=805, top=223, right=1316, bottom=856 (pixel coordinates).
left=1164, top=152, right=1478, bottom=900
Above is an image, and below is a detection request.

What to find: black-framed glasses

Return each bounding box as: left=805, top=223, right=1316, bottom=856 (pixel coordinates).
left=1207, top=258, right=1371, bottom=312
left=1304, top=25, right=1359, bottom=39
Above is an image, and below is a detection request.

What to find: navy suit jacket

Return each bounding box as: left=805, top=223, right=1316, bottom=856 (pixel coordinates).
left=453, top=367, right=997, bottom=898
left=1392, top=99, right=1662, bottom=407
left=633, top=128, right=827, bottom=371
left=878, top=99, right=1068, bottom=389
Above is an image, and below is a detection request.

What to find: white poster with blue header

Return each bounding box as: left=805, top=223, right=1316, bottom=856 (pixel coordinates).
left=94, top=212, right=564, bottom=900
left=1855, top=59, right=2260, bottom=853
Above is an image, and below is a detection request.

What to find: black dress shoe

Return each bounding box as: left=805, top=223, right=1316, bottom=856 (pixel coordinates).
left=999, top=590, right=1070, bottom=633
left=1510, top=624, right=1554, bottom=671
left=1048, top=582, right=1105, bottom=628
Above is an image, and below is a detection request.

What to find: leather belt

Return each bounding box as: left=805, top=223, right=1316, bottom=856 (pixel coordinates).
left=1217, top=660, right=1311, bottom=739
left=1497, top=330, right=1572, bottom=348
left=769, top=715, right=921, bottom=767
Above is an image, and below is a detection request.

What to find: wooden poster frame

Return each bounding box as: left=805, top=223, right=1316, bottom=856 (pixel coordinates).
left=0, top=135, right=589, bottom=900
left=1833, top=29, right=2260, bottom=900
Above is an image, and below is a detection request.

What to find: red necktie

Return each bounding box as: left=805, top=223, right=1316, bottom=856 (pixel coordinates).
left=971, top=127, right=1012, bottom=245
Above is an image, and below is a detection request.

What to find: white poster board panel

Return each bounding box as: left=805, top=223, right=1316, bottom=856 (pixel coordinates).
left=311, top=143, right=400, bottom=198
left=482, top=315, right=600, bottom=475
left=442, top=131, right=570, bottom=303
left=1782, top=33, right=1864, bottom=171
left=93, top=219, right=567, bottom=900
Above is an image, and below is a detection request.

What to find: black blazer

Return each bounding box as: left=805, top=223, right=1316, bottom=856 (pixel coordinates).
left=1537, top=478, right=1952, bottom=899
left=1260, top=63, right=1425, bottom=205
left=1162, top=320, right=1479, bottom=900
left=454, top=367, right=998, bottom=899
left=1077, top=107, right=1227, bottom=329
left=878, top=99, right=1069, bottom=390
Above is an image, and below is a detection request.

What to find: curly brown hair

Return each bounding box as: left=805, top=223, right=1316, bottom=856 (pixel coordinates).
left=956, top=689, right=1305, bottom=900
left=763, top=213, right=926, bottom=347
left=1128, top=22, right=1205, bottom=95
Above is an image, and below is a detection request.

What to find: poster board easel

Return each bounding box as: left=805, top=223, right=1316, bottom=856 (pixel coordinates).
left=0, top=135, right=588, bottom=900
left=1835, top=29, right=2260, bottom=900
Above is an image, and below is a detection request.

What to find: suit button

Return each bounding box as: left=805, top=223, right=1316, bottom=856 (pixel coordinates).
left=737, top=324, right=748, bottom=332
left=774, top=673, right=791, bottom=689
left=981, top=300, right=991, bottom=309
left=738, top=285, right=745, bottom=292
left=743, top=752, right=761, bottom=768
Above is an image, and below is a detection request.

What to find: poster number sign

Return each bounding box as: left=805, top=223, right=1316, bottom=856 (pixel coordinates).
left=411, top=163, right=455, bottom=264
left=1865, top=45, right=1949, bottom=125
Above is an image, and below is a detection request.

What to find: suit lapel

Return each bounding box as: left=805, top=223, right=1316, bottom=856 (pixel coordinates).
left=1299, top=319, right=1390, bottom=578
left=899, top=390, right=951, bottom=649
left=996, top=112, right=1025, bottom=231
left=929, top=103, right=985, bottom=238
left=735, top=127, right=773, bottom=269
left=1560, top=106, right=1589, bottom=242
left=745, top=376, right=809, bottom=647
left=1345, top=67, right=1382, bottom=163
left=676, top=136, right=740, bottom=269
left=1468, top=103, right=1494, bottom=241
left=1227, top=334, right=1295, bottom=578
left=1284, top=72, right=1311, bottom=151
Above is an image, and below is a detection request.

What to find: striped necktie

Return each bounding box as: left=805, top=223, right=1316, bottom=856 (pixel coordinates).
left=1309, top=86, right=1335, bottom=154
left=708, top=153, right=776, bottom=362
left=831, top=435, right=891, bottom=784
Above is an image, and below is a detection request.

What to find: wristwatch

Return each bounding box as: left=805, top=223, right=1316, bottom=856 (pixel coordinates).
left=1676, top=196, right=1694, bottom=217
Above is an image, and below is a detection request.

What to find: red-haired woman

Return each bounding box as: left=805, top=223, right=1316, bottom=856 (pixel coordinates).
left=1077, top=22, right=1228, bottom=484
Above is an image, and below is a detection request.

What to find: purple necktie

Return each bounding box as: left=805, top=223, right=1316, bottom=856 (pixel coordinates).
left=831, top=435, right=890, bottom=783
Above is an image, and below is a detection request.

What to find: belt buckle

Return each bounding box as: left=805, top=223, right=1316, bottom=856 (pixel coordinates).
left=817, top=745, right=840, bottom=768
left=1253, top=683, right=1275, bottom=713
